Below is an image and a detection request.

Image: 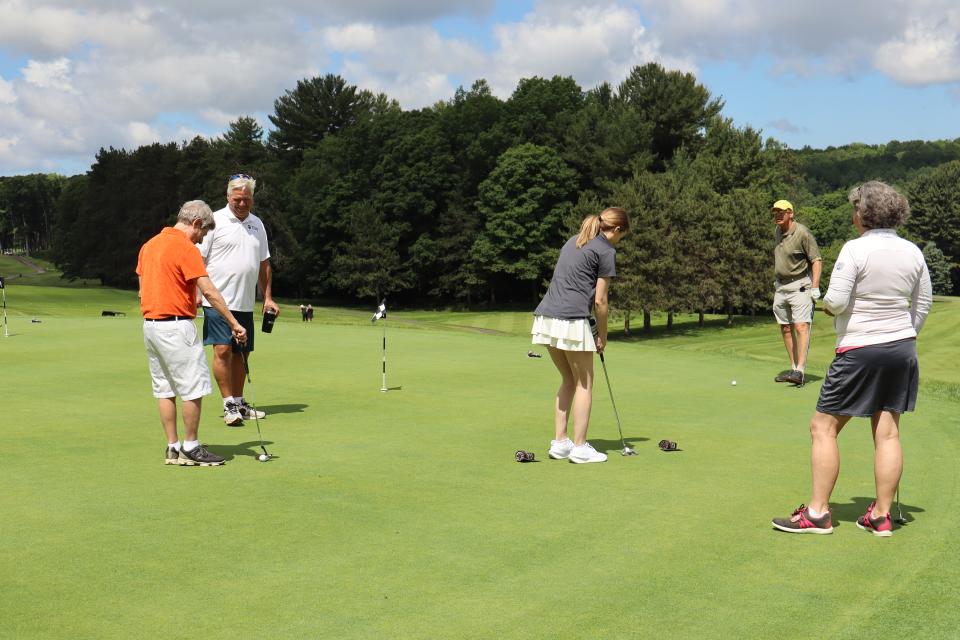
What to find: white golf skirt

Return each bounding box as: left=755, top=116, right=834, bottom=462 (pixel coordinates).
left=531, top=315, right=596, bottom=352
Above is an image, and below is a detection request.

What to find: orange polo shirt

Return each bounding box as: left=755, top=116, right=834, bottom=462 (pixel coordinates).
left=136, top=227, right=208, bottom=319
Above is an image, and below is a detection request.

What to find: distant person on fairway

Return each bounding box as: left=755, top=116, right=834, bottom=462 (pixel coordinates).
left=772, top=182, right=932, bottom=537
left=136, top=200, right=247, bottom=466
left=198, top=174, right=279, bottom=426
left=771, top=199, right=822, bottom=386
left=531, top=207, right=630, bottom=464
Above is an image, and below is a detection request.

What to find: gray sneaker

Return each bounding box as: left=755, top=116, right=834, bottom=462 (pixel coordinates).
left=178, top=445, right=225, bottom=466
left=224, top=401, right=243, bottom=426
left=165, top=446, right=180, bottom=465
left=238, top=401, right=265, bottom=420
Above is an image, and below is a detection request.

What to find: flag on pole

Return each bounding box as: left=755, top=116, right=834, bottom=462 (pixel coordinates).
left=371, top=299, right=387, bottom=323
left=0, top=276, right=5, bottom=289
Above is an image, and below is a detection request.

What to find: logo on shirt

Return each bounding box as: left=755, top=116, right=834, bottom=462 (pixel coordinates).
left=835, top=262, right=845, bottom=271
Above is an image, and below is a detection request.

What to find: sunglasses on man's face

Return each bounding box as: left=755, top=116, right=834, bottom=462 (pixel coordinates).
left=229, top=173, right=253, bottom=180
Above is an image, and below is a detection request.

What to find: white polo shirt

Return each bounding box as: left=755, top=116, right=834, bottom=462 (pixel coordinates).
left=823, top=229, right=932, bottom=348
left=198, top=206, right=271, bottom=312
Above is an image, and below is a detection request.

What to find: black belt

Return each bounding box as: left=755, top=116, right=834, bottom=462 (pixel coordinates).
left=776, top=274, right=809, bottom=287
left=144, top=316, right=191, bottom=322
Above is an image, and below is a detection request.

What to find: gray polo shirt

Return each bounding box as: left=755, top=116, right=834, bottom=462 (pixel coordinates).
left=774, top=222, right=821, bottom=282
left=534, top=234, right=617, bottom=319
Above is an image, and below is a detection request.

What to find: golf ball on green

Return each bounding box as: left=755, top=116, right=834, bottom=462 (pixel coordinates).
left=258, top=454, right=269, bottom=462
left=731, top=380, right=737, bottom=386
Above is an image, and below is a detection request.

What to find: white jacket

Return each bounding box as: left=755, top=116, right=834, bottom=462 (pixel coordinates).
left=823, top=229, right=932, bottom=348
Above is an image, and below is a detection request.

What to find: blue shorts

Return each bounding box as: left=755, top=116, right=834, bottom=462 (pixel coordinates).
left=202, top=307, right=254, bottom=352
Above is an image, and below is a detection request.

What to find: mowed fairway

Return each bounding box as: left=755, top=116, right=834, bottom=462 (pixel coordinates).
left=3, top=278, right=959, bottom=639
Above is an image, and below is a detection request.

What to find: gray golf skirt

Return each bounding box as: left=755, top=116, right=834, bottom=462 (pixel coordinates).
left=816, top=337, right=919, bottom=417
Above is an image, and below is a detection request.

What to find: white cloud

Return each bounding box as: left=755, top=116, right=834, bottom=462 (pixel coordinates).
left=22, top=58, right=76, bottom=92
left=127, top=122, right=160, bottom=147
left=873, top=13, right=960, bottom=84
left=322, top=23, right=379, bottom=52
left=2, top=0, right=960, bottom=175
left=0, top=76, right=16, bottom=104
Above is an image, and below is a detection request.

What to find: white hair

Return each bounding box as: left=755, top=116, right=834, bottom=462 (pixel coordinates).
left=227, top=174, right=256, bottom=195
left=177, top=200, right=215, bottom=229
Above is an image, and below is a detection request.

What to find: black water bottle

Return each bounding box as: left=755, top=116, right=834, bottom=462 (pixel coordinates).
left=261, top=310, right=276, bottom=333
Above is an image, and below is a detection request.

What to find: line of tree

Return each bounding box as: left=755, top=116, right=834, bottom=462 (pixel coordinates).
left=2, top=63, right=957, bottom=322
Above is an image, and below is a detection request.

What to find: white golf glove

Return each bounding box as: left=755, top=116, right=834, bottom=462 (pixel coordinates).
left=811, top=287, right=821, bottom=301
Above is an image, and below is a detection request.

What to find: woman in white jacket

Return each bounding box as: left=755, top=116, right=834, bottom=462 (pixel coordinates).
left=773, top=181, right=933, bottom=537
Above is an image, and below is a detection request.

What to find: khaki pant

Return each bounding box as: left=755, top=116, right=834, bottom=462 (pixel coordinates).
left=772, top=278, right=813, bottom=324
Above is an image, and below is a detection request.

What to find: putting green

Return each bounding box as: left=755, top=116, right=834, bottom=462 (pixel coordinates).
left=2, top=279, right=958, bottom=638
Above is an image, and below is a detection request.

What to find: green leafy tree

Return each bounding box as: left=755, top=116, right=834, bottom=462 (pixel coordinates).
left=563, top=83, right=654, bottom=195
left=329, top=202, right=412, bottom=300
left=268, top=74, right=394, bottom=162
left=472, top=143, right=578, bottom=302
left=505, top=76, right=584, bottom=149
left=922, top=242, right=954, bottom=295
left=616, top=63, right=723, bottom=169
left=907, top=160, right=960, bottom=262
left=0, top=174, right=66, bottom=254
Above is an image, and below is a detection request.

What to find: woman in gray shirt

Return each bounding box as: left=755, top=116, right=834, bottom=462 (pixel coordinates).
left=531, top=207, right=630, bottom=464
left=773, top=181, right=932, bottom=537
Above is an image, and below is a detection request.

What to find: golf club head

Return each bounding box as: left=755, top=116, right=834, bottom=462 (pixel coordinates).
left=621, top=446, right=637, bottom=456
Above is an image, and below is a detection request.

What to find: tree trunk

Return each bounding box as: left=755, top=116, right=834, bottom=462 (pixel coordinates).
left=698, top=309, right=705, bottom=327
left=643, top=309, right=651, bottom=333
left=623, top=310, right=631, bottom=336
left=667, top=311, right=673, bottom=330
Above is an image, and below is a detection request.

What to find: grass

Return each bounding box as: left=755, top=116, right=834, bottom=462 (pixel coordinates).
left=2, top=272, right=959, bottom=639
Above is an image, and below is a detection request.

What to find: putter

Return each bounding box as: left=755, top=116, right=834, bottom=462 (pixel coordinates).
left=598, top=351, right=636, bottom=456
left=239, top=349, right=271, bottom=460
left=895, top=484, right=906, bottom=524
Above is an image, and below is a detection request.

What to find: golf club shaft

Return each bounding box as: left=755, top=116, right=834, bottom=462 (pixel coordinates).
left=599, top=353, right=628, bottom=448
left=240, top=350, right=269, bottom=456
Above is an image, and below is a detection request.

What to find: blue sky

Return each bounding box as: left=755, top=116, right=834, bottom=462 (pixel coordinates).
left=0, top=0, right=958, bottom=176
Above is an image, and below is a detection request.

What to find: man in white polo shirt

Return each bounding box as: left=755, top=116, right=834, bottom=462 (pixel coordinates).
left=198, top=174, right=280, bottom=425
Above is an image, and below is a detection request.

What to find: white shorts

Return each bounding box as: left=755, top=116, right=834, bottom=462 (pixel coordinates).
left=143, top=319, right=212, bottom=400
left=531, top=315, right=597, bottom=351
left=772, top=279, right=814, bottom=325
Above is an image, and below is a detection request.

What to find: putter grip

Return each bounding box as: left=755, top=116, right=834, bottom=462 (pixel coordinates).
left=261, top=310, right=276, bottom=333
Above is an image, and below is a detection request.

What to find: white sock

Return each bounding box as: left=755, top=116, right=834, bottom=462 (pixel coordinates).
left=807, top=506, right=824, bottom=518
left=183, top=439, right=200, bottom=452
left=168, top=441, right=181, bottom=451
left=235, top=396, right=245, bottom=405
left=797, top=365, right=805, bottom=373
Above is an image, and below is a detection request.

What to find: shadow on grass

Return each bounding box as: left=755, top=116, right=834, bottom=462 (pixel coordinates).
left=257, top=403, right=308, bottom=414
left=208, top=440, right=275, bottom=461
left=831, top=496, right=923, bottom=527
left=613, top=315, right=771, bottom=343
left=589, top=436, right=650, bottom=454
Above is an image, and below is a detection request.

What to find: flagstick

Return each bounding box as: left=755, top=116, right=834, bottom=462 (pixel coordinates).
left=2, top=287, right=8, bottom=338
left=380, top=319, right=388, bottom=392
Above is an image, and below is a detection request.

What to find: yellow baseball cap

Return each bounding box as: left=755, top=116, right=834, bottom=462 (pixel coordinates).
left=772, top=199, right=793, bottom=211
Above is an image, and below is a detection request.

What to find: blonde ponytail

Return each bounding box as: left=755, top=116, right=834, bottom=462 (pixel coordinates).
left=575, top=215, right=602, bottom=248
left=575, top=207, right=630, bottom=248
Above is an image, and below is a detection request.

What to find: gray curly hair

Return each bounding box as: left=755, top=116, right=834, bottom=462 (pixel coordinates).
left=848, top=181, right=910, bottom=229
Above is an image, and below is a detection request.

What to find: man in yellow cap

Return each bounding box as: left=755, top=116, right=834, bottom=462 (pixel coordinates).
left=772, top=199, right=821, bottom=386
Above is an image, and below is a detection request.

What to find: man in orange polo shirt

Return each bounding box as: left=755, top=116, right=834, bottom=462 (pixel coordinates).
left=137, top=200, right=247, bottom=466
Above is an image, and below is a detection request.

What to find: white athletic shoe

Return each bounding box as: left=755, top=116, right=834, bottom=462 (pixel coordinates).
left=549, top=438, right=574, bottom=459
left=238, top=401, right=265, bottom=420
left=223, top=402, right=244, bottom=427
left=569, top=442, right=607, bottom=464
